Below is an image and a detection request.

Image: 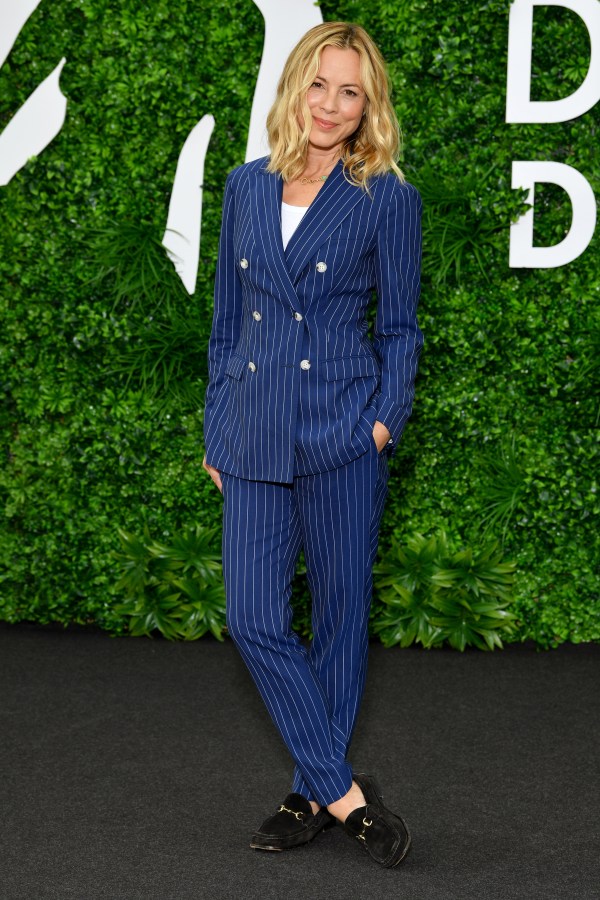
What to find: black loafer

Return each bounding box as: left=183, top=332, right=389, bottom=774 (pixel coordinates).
left=250, top=792, right=337, bottom=851
left=343, top=773, right=411, bottom=867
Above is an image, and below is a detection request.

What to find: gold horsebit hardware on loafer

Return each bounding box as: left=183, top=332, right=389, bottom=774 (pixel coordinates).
left=356, top=817, right=373, bottom=841
left=277, top=804, right=306, bottom=821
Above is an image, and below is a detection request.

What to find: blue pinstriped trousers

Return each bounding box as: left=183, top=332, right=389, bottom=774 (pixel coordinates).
left=220, top=437, right=391, bottom=807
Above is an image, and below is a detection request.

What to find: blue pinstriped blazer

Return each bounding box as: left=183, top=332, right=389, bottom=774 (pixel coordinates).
left=203, top=155, right=423, bottom=484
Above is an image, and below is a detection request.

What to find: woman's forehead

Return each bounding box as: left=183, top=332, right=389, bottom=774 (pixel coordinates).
left=314, top=46, right=363, bottom=84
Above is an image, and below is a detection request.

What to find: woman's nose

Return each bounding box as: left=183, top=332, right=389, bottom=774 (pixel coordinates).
left=320, top=90, right=337, bottom=113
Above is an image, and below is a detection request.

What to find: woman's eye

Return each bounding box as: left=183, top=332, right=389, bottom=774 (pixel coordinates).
left=309, top=82, right=360, bottom=97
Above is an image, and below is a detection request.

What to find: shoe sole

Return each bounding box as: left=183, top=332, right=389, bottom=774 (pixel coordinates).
left=389, top=831, right=412, bottom=866
left=249, top=842, right=283, bottom=852
left=249, top=817, right=337, bottom=852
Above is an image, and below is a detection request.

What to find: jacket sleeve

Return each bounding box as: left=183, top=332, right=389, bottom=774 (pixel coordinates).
left=203, top=171, right=243, bottom=442
left=372, top=179, right=423, bottom=451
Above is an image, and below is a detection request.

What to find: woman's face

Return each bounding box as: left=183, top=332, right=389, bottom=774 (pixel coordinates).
left=305, top=46, right=366, bottom=155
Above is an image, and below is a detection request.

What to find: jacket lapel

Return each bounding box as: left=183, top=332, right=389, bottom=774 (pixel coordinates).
left=251, top=164, right=300, bottom=312
left=284, top=159, right=365, bottom=283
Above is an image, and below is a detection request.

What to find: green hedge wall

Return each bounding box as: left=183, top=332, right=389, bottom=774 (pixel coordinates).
left=1, top=0, right=598, bottom=647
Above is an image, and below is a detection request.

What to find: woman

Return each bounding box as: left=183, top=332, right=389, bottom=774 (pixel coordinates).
left=202, top=21, right=423, bottom=868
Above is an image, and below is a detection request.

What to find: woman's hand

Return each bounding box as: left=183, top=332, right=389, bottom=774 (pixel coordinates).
left=372, top=420, right=392, bottom=453
left=203, top=456, right=223, bottom=493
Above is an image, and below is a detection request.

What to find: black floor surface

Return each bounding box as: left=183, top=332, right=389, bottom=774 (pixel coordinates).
left=0, top=624, right=598, bottom=900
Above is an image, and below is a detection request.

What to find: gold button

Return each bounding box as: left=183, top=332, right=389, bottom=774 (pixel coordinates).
left=300, top=359, right=311, bottom=370
left=316, top=261, right=327, bottom=273
left=240, top=258, right=249, bottom=269
left=248, top=361, right=256, bottom=372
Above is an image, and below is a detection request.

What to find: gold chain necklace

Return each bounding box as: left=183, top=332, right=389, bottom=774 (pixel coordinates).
left=299, top=174, right=328, bottom=185
left=297, top=157, right=339, bottom=185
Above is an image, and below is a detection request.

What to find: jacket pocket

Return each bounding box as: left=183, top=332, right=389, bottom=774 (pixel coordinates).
left=320, top=355, right=380, bottom=381
left=224, top=353, right=247, bottom=380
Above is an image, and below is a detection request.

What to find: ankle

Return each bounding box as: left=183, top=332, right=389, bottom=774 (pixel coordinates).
left=326, top=780, right=367, bottom=823
left=309, top=800, right=321, bottom=815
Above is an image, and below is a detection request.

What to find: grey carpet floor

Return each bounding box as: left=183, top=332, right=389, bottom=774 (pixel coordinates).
left=0, top=624, right=598, bottom=900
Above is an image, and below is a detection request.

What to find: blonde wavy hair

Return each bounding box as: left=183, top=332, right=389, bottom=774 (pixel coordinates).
left=266, top=22, right=404, bottom=189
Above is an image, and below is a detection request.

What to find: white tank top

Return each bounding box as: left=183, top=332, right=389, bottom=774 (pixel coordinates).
left=281, top=201, right=309, bottom=250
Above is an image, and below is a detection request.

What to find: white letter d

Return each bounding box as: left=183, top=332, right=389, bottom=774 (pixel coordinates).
left=510, top=161, right=596, bottom=268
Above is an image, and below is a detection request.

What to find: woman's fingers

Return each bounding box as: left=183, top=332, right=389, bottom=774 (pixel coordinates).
left=202, top=456, right=223, bottom=493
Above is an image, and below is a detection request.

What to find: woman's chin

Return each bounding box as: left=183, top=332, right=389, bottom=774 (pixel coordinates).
left=308, top=133, right=344, bottom=153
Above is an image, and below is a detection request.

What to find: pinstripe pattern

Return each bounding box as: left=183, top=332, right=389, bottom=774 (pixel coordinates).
left=203, top=155, right=423, bottom=484
left=205, top=154, right=422, bottom=807
left=221, top=436, right=390, bottom=806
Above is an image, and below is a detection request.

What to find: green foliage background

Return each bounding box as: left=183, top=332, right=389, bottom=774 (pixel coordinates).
left=1, top=0, right=598, bottom=646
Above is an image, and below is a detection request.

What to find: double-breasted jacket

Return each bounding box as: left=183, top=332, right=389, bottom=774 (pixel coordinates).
left=203, top=155, right=423, bottom=484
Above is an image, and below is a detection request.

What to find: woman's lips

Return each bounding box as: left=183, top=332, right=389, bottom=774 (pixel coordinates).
left=313, top=117, right=337, bottom=130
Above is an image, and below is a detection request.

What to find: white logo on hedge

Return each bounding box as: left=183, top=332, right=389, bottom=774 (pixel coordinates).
left=0, top=0, right=321, bottom=294
left=506, top=0, right=599, bottom=267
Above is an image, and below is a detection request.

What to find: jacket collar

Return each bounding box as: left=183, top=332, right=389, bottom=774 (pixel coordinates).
left=252, top=158, right=365, bottom=307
